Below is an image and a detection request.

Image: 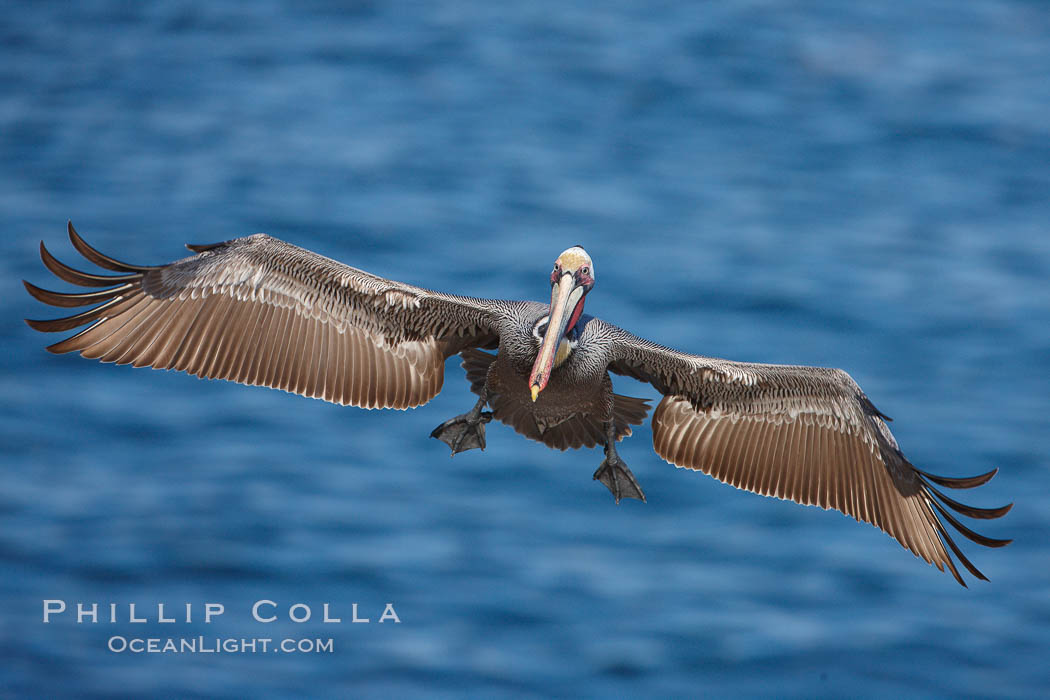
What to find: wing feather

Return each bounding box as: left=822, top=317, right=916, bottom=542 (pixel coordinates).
left=601, top=319, right=1011, bottom=586
left=26, top=222, right=505, bottom=410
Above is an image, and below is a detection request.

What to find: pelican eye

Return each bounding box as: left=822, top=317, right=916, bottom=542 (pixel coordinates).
left=533, top=317, right=550, bottom=339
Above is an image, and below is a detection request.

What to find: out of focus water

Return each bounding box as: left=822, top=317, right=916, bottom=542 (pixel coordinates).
left=3, top=2, right=1048, bottom=697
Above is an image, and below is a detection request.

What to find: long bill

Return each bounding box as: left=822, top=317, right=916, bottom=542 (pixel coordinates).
left=528, top=273, right=582, bottom=401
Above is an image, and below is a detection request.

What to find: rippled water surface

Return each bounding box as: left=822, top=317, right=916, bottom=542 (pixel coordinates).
left=2, top=2, right=1048, bottom=697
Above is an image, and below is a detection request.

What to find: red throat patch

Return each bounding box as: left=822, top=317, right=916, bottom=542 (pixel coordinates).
left=566, top=298, right=585, bottom=334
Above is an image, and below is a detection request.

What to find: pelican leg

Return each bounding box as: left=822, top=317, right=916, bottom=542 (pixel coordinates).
left=593, top=422, right=646, bottom=504
left=430, top=393, right=493, bottom=455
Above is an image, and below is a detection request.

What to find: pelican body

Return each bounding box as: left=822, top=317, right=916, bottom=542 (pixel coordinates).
left=25, top=224, right=1011, bottom=586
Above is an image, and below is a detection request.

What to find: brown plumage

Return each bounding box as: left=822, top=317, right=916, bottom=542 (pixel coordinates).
left=25, top=223, right=1011, bottom=586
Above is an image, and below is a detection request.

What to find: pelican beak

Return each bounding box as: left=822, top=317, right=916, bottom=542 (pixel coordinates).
left=528, top=272, right=583, bottom=401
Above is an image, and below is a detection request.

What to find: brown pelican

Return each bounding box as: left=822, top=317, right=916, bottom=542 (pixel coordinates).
left=25, top=223, right=1011, bottom=586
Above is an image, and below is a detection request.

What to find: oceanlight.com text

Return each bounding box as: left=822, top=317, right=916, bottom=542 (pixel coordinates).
left=107, top=636, right=334, bottom=654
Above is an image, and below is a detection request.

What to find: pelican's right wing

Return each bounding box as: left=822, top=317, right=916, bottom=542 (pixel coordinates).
left=25, top=223, right=509, bottom=409
left=598, top=319, right=1011, bottom=586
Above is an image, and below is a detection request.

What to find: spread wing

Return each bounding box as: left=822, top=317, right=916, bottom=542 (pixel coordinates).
left=25, top=222, right=506, bottom=409
left=601, top=320, right=1011, bottom=586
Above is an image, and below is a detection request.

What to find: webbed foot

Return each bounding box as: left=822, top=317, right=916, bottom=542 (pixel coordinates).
left=430, top=406, right=493, bottom=455
left=593, top=456, right=646, bottom=504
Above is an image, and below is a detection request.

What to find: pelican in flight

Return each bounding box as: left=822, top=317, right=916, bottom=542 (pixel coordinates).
left=25, top=223, right=1011, bottom=585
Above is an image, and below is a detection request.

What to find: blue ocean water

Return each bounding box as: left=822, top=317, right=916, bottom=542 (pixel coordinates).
left=2, top=1, right=1048, bottom=697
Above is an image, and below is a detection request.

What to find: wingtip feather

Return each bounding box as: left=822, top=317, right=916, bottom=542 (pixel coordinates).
left=67, top=221, right=155, bottom=272
left=917, top=466, right=999, bottom=489
left=39, top=239, right=140, bottom=287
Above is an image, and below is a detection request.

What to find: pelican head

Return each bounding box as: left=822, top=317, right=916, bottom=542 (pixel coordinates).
left=528, top=246, right=595, bottom=401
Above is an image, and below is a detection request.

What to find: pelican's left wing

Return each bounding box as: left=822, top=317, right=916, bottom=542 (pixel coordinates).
left=25, top=223, right=507, bottom=409
left=598, top=319, right=1011, bottom=586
